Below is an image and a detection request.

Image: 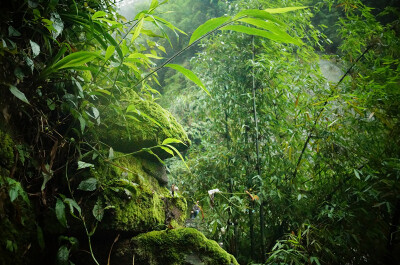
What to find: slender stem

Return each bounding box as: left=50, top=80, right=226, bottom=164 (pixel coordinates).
left=133, top=18, right=243, bottom=88
left=292, top=45, right=373, bottom=180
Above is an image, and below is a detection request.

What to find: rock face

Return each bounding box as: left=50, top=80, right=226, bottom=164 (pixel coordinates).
left=100, top=91, right=191, bottom=159
left=0, top=131, right=36, bottom=265
left=130, top=228, right=239, bottom=265
left=0, top=96, right=238, bottom=265
left=89, top=155, right=187, bottom=233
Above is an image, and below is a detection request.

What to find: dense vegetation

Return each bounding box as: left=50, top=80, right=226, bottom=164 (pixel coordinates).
left=0, top=0, right=399, bottom=264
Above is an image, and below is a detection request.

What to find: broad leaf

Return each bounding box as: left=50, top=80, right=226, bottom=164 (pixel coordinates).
left=30, top=40, right=40, bottom=58
left=8, top=26, right=21, bottom=37
left=165, top=64, right=209, bottom=95
left=56, top=245, right=69, bottom=265
left=92, top=200, right=104, bottom=222
left=9, top=85, right=30, bottom=105
left=189, top=16, right=231, bottom=45
left=64, top=198, right=81, bottom=216
left=56, top=198, right=67, bottom=228
left=77, top=161, right=94, bottom=169
left=77, top=178, right=98, bottom=191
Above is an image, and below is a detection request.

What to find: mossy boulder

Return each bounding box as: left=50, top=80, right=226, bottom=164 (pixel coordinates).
left=129, top=228, right=239, bottom=265
left=99, top=92, right=190, bottom=159
left=88, top=154, right=187, bottom=233
left=0, top=130, right=14, bottom=169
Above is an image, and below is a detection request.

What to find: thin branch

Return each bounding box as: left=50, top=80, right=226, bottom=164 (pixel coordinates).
left=132, top=18, right=241, bottom=88
left=292, top=45, right=373, bottom=180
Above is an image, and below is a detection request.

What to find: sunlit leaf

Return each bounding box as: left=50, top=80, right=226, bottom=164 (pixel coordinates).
left=238, top=18, right=302, bottom=45
left=30, top=40, right=40, bottom=58
left=162, top=138, right=184, bottom=145
left=221, top=25, right=298, bottom=44
left=264, top=6, right=308, bottom=13
left=104, top=45, right=115, bottom=61
left=233, top=9, right=283, bottom=25
left=131, top=18, right=144, bottom=42
left=165, top=144, right=189, bottom=170
left=189, top=16, right=231, bottom=45
left=165, top=64, right=209, bottom=96
left=77, top=161, right=94, bottom=169
left=92, top=11, right=107, bottom=20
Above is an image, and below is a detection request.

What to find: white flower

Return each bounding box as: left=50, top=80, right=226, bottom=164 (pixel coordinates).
left=208, top=188, right=221, bottom=195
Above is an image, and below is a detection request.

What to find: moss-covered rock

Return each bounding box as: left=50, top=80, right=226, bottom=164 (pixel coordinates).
left=99, top=91, right=190, bottom=159
left=89, top=154, right=186, bottom=233
left=0, top=175, right=37, bottom=265
left=0, top=130, right=14, bottom=169
left=130, top=228, right=239, bottom=265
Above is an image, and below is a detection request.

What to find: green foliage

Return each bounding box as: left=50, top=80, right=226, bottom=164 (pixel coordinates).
left=163, top=0, right=400, bottom=264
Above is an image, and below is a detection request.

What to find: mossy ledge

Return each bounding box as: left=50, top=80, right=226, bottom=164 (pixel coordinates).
left=131, top=228, right=239, bottom=265
left=87, top=154, right=187, bottom=233
left=99, top=91, right=190, bottom=159
left=0, top=130, right=14, bottom=169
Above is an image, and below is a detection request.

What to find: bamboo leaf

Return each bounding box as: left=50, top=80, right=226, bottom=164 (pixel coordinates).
left=52, top=51, right=103, bottom=70
left=150, top=0, right=159, bottom=10
left=162, top=138, right=184, bottom=145
left=160, top=146, right=174, bottom=155
left=221, top=25, right=297, bottom=44
left=92, top=11, right=107, bottom=20
left=238, top=18, right=302, bottom=45
left=105, top=45, right=115, bottom=61
left=145, top=149, right=165, bottom=165
left=165, top=144, right=189, bottom=170
left=233, top=9, right=283, bottom=25
left=131, top=18, right=144, bottom=42
left=264, top=6, right=308, bottom=13
left=165, top=64, right=210, bottom=96
left=189, top=16, right=231, bottom=45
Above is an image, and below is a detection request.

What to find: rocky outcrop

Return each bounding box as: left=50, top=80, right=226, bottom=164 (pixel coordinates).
left=130, top=228, right=239, bottom=265
left=100, top=91, right=191, bottom=159
left=0, top=95, right=238, bottom=265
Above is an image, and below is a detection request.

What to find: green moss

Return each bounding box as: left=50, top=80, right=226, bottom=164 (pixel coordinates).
left=131, top=228, right=239, bottom=265
left=99, top=91, right=190, bottom=158
left=91, top=155, right=187, bottom=232
left=0, top=130, right=14, bottom=169
left=0, top=177, right=36, bottom=265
